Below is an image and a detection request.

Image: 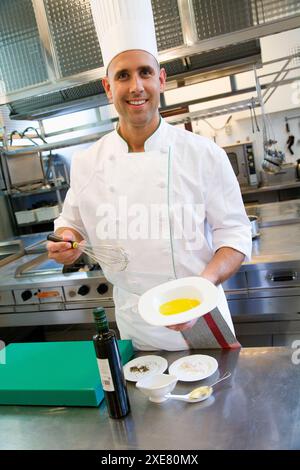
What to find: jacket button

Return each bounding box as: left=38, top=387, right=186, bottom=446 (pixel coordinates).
left=109, top=155, right=115, bottom=161
left=109, top=186, right=115, bottom=192
left=158, top=181, right=166, bottom=189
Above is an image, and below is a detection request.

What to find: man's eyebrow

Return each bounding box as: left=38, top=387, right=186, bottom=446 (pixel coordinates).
left=139, top=65, right=155, bottom=72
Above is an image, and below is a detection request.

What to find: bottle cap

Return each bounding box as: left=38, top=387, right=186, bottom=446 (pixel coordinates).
left=93, top=306, right=106, bottom=318
left=93, top=307, right=109, bottom=329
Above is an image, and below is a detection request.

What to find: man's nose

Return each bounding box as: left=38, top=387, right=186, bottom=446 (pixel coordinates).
left=129, top=74, right=144, bottom=94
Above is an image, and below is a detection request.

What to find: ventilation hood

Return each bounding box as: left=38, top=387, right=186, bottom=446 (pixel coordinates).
left=0, top=0, right=299, bottom=121
left=7, top=40, right=262, bottom=121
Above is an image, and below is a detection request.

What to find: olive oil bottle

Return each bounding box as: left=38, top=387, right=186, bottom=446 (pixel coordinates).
left=93, top=307, right=130, bottom=419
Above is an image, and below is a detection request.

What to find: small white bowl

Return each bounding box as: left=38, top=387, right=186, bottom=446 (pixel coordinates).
left=136, top=374, right=178, bottom=403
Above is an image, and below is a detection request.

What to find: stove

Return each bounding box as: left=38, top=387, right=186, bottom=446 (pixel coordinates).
left=0, top=244, right=115, bottom=328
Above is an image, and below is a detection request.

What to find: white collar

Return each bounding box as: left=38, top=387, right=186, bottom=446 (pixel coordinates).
left=113, top=118, right=168, bottom=153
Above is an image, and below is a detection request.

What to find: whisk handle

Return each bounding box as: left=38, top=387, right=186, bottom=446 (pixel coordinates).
left=47, top=233, right=78, bottom=249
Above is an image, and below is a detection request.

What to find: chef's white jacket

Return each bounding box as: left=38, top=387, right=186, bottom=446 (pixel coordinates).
left=55, top=118, right=252, bottom=350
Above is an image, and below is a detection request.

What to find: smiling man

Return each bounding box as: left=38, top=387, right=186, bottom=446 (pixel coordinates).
left=48, top=0, right=251, bottom=351
left=102, top=50, right=166, bottom=152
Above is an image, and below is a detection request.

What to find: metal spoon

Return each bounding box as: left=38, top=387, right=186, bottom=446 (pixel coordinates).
left=165, top=371, right=231, bottom=403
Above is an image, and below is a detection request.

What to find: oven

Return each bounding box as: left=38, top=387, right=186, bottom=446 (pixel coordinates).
left=0, top=237, right=116, bottom=342
left=222, top=142, right=258, bottom=187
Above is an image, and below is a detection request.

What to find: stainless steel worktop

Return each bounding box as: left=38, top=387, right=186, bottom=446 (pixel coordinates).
left=241, top=199, right=300, bottom=269
left=246, top=199, right=300, bottom=227
left=242, top=181, right=300, bottom=194
left=0, top=347, right=299, bottom=450
left=246, top=224, right=300, bottom=267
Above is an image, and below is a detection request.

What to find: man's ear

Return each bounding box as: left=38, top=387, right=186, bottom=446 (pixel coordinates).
left=102, top=77, right=113, bottom=102
left=159, top=68, right=167, bottom=93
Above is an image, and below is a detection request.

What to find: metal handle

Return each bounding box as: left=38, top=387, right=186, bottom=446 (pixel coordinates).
left=210, top=371, right=231, bottom=388
left=296, top=160, right=300, bottom=179
left=47, top=234, right=64, bottom=243
left=269, top=272, right=297, bottom=282
left=166, top=393, right=188, bottom=401
left=47, top=233, right=77, bottom=249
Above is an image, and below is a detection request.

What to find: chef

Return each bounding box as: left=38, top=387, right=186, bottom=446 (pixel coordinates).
left=48, top=0, right=252, bottom=351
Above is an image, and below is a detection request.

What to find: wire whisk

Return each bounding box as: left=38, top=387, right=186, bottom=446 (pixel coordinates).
left=47, top=234, right=128, bottom=271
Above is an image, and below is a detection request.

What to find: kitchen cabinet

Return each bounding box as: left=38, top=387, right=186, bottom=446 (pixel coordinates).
left=273, top=334, right=300, bottom=347
left=233, top=317, right=300, bottom=347
left=8, top=184, right=69, bottom=235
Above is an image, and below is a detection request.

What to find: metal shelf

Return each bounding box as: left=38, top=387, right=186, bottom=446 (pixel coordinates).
left=242, top=181, right=300, bottom=194
left=8, top=184, right=69, bottom=198
left=17, top=218, right=56, bottom=228
left=2, top=131, right=107, bottom=156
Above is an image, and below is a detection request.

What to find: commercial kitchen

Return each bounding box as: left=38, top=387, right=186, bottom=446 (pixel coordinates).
left=0, top=0, right=300, bottom=451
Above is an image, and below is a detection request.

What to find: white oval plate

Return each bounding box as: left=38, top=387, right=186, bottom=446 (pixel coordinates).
left=124, top=355, right=168, bottom=382
left=138, top=277, right=219, bottom=326
left=168, top=355, right=218, bottom=382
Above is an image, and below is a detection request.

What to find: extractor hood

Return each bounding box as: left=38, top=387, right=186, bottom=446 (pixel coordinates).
left=7, top=40, right=262, bottom=121
left=0, top=0, right=299, bottom=121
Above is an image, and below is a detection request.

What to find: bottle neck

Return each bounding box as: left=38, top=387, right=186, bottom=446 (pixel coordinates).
left=93, top=307, right=110, bottom=335
left=94, top=317, right=109, bottom=335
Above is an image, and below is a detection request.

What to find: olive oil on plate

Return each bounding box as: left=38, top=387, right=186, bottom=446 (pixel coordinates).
left=159, top=298, right=200, bottom=316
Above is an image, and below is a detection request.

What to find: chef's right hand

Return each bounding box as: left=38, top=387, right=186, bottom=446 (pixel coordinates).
left=47, top=229, right=82, bottom=265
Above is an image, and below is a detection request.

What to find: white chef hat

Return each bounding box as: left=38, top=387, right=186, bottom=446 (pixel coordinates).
left=90, top=0, right=159, bottom=70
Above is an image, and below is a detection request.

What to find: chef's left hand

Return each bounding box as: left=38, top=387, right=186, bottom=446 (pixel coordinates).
left=167, top=318, right=198, bottom=331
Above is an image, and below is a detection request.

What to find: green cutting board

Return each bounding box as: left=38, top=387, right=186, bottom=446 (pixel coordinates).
left=0, top=340, right=134, bottom=407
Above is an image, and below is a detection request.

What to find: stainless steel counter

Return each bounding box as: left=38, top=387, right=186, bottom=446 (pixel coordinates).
left=0, top=347, right=299, bottom=450
left=246, top=224, right=300, bottom=267
left=241, top=199, right=300, bottom=269
left=242, top=181, right=300, bottom=194
left=246, top=199, right=300, bottom=227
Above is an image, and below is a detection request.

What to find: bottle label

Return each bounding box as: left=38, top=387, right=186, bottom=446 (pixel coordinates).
left=97, top=358, right=115, bottom=392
